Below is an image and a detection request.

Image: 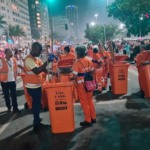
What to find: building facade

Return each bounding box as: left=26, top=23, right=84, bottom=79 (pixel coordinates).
left=52, top=16, right=73, bottom=42
left=65, top=5, right=79, bottom=38
left=28, top=0, right=50, bottom=43
left=0, top=0, right=31, bottom=46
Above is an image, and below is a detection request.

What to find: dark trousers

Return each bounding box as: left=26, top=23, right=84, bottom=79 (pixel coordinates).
left=26, top=87, right=42, bottom=127
left=1, top=81, right=18, bottom=110
left=123, top=50, right=127, bottom=55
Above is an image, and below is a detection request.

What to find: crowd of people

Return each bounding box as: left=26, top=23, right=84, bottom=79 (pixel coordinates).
left=0, top=40, right=150, bottom=133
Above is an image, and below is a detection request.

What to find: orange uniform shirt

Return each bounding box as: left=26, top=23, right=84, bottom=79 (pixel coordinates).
left=92, top=53, right=103, bottom=68
left=135, top=51, right=150, bottom=67
left=72, top=57, right=94, bottom=83
left=60, top=52, right=76, bottom=60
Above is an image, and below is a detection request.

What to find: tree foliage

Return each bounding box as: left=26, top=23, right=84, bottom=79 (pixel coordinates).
left=84, top=24, right=118, bottom=44
left=8, top=25, right=26, bottom=37
left=107, top=0, right=150, bottom=36
left=0, top=15, right=7, bottom=29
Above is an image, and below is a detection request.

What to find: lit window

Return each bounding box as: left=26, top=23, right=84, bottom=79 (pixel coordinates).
left=38, top=25, right=41, bottom=28
left=37, top=17, right=40, bottom=20
left=35, top=1, right=39, bottom=4
left=36, top=13, right=40, bottom=16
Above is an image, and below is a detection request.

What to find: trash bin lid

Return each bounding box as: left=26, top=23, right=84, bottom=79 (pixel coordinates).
left=43, top=82, right=73, bottom=89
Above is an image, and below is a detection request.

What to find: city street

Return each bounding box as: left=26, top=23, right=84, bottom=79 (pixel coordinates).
left=1, top=64, right=150, bottom=150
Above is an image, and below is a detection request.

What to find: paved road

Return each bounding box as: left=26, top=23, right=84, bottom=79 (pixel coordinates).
left=0, top=65, right=150, bottom=150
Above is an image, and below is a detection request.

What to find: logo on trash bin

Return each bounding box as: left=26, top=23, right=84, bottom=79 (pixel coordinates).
left=118, top=69, right=125, bottom=80
left=54, top=91, right=67, bottom=110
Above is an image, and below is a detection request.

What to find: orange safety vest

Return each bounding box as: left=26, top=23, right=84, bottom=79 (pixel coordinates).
left=0, top=57, right=17, bottom=82
left=92, top=53, right=103, bottom=68
left=73, top=57, right=94, bottom=84
left=60, top=52, right=76, bottom=60
left=135, top=51, right=150, bottom=68
left=24, top=55, right=44, bottom=85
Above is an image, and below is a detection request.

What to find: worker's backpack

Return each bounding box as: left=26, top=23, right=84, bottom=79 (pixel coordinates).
left=78, top=61, right=96, bottom=92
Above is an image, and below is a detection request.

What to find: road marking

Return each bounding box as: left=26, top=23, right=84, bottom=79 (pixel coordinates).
left=16, top=81, right=23, bottom=89
left=0, top=114, right=17, bottom=135
left=128, top=68, right=138, bottom=76
left=0, top=105, right=24, bottom=113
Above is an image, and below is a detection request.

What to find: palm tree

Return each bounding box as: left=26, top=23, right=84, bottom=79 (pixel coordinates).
left=8, top=25, right=15, bottom=38
left=0, top=15, right=6, bottom=29
left=8, top=25, right=26, bottom=46
left=14, top=25, right=26, bottom=37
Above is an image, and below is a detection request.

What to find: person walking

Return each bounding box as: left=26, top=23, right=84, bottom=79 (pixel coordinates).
left=24, top=42, right=55, bottom=132
left=0, top=48, right=20, bottom=113
left=71, top=45, right=96, bottom=127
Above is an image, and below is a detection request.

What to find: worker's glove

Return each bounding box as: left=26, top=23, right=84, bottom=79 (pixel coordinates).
left=48, top=54, right=58, bottom=62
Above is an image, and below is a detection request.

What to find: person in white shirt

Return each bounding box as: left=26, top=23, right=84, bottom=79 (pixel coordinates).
left=0, top=49, right=20, bottom=113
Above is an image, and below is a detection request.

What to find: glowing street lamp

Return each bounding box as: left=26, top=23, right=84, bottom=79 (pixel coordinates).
left=140, top=17, right=143, bottom=20
left=94, top=14, right=98, bottom=24
left=90, top=22, right=96, bottom=26
left=119, top=23, right=125, bottom=29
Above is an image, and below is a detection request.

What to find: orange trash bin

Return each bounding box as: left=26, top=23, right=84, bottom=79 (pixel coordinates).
left=142, top=64, right=150, bottom=98
left=110, top=62, right=129, bottom=94
left=44, top=82, right=75, bottom=133
left=114, top=55, right=128, bottom=62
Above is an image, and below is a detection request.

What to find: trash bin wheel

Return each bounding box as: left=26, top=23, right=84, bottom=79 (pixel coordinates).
left=24, top=102, right=29, bottom=110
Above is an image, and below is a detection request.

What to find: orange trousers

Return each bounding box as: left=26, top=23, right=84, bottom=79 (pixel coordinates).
left=94, top=68, right=103, bottom=91
left=102, top=67, right=108, bottom=88
left=77, top=83, right=96, bottom=122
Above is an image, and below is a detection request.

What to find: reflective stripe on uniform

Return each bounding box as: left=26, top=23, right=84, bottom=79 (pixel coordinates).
left=77, top=79, right=84, bottom=84
left=96, top=68, right=103, bottom=71
left=26, top=71, right=34, bottom=74
left=73, top=71, right=78, bottom=75
left=25, top=83, right=41, bottom=87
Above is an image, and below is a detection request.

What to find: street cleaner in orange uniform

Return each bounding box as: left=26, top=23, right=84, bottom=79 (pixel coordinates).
left=24, top=42, right=56, bottom=132
left=98, top=43, right=110, bottom=90
left=135, top=45, right=150, bottom=93
left=92, top=47, right=103, bottom=92
left=0, top=49, right=20, bottom=113
left=60, top=46, right=76, bottom=60
left=71, top=45, right=96, bottom=127
left=87, top=44, right=93, bottom=58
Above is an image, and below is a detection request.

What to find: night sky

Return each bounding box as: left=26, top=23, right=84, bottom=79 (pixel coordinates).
left=47, top=0, right=116, bottom=36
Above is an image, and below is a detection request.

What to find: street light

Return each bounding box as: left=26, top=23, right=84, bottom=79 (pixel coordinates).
left=90, top=22, right=96, bottom=26
left=103, top=25, right=106, bottom=45
left=106, top=0, right=109, bottom=6
left=94, top=14, right=98, bottom=24
left=119, top=23, right=125, bottom=30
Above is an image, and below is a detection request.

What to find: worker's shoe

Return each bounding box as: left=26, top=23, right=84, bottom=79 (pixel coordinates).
left=80, top=121, right=92, bottom=127
left=91, top=119, right=96, bottom=124
left=33, top=123, right=51, bottom=133
left=7, top=106, right=11, bottom=113
left=13, top=108, right=21, bottom=113
left=33, top=118, right=43, bottom=123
